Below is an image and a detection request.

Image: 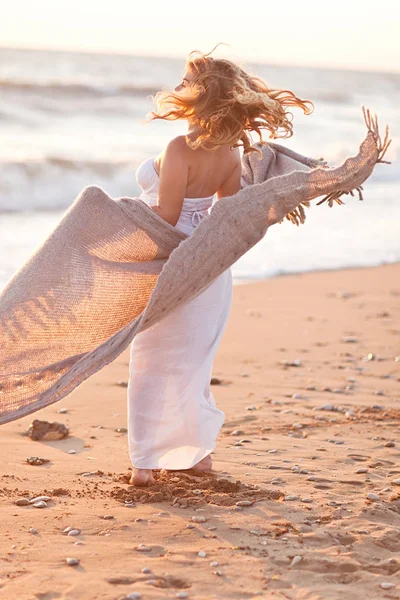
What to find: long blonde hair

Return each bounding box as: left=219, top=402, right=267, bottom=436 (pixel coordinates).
left=146, top=45, right=314, bottom=156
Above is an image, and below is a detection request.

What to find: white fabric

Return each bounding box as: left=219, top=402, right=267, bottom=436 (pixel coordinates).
left=127, top=157, right=233, bottom=469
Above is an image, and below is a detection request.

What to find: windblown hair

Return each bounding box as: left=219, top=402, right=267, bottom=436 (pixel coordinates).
left=146, top=44, right=314, bottom=156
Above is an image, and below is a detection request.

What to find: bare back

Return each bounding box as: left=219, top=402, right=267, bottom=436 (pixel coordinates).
left=154, top=135, right=242, bottom=200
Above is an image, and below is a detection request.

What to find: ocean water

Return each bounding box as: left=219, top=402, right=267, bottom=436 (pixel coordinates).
left=0, top=46, right=399, bottom=291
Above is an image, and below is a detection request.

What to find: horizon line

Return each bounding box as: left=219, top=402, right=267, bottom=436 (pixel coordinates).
left=1, top=43, right=399, bottom=77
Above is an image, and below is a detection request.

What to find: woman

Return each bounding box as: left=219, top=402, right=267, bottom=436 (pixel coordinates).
left=128, top=46, right=314, bottom=486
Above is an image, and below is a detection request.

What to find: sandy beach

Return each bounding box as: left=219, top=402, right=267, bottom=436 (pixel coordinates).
left=1, top=262, right=399, bottom=600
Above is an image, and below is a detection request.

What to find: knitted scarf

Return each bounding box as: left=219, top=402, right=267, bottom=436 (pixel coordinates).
left=0, top=107, right=391, bottom=424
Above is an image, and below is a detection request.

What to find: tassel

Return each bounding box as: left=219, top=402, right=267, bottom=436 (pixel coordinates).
left=300, top=107, right=391, bottom=217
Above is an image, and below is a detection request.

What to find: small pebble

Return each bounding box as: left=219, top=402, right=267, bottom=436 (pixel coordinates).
left=230, top=430, right=244, bottom=436
left=66, top=557, right=80, bottom=566
left=30, top=496, right=51, bottom=504
left=292, top=423, right=303, bottom=429
left=186, top=523, right=195, bottom=529
left=116, top=380, right=128, bottom=387
left=380, top=583, right=395, bottom=590
left=127, top=593, right=143, bottom=600
left=284, top=495, right=299, bottom=501
left=290, top=555, right=302, bottom=567
left=191, top=516, right=207, bottom=523
left=345, top=410, right=356, bottom=418
left=301, top=498, right=313, bottom=503
left=29, top=528, right=38, bottom=534
left=356, top=468, right=368, bottom=474
left=135, top=544, right=151, bottom=552
left=67, top=450, right=76, bottom=454
left=58, top=408, right=68, bottom=413
left=210, top=561, right=219, bottom=567
left=374, top=390, right=385, bottom=396
left=198, top=550, right=206, bottom=557
left=176, top=593, right=189, bottom=599
left=384, top=441, right=395, bottom=448
left=392, top=479, right=400, bottom=486
left=337, top=290, right=351, bottom=298
left=281, top=359, right=302, bottom=367
left=235, top=500, right=252, bottom=507
left=141, top=567, right=151, bottom=574
left=15, top=498, right=30, bottom=506
left=68, top=529, right=81, bottom=536
left=33, top=501, right=47, bottom=508
left=26, top=456, right=50, bottom=466
left=367, top=493, right=380, bottom=501
left=103, top=515, right=114, bottom=520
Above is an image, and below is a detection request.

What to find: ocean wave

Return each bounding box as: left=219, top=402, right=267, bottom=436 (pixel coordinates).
left=0, top=157, right=142, bottom=212
left=0, top=77, right=355, bottom=103
left=0, top=149, right=398, bottom=213
left=310, top=91, right=352, bottom=104
left=0, top=78, right=159, bottom=97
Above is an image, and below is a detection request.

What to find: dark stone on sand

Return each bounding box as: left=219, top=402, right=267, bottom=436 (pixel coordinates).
left=26, top=456, right=51, bottom=465
left=25, top=419, right=69, bottom=441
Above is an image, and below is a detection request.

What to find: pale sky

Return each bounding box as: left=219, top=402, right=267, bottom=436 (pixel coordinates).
left=1, top=0, right=399, bottom=72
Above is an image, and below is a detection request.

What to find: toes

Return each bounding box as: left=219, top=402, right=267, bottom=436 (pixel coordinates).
left=129, top=469, right=155, bottom=486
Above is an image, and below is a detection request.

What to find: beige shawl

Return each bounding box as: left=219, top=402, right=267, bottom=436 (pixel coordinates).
left=0, top=108, right=391, bottom=425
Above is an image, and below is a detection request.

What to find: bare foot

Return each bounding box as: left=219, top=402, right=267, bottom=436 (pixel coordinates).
left=129, top=468, right=155, bottom=487
left=191, top=454, right=212, bottom=472
left=133, top=454, right=213, bottom=482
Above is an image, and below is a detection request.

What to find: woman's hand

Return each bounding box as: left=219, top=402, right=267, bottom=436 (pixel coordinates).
left=316, top=157, right=329, bottom=168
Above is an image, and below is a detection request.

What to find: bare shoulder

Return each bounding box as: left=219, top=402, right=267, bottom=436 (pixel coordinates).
left=154, top=136, right=188, bottom=173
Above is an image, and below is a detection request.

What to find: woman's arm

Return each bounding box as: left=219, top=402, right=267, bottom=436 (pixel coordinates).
left=150, top=138, right=189, bottom=227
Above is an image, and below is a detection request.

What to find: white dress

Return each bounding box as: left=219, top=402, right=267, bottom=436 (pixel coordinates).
left=127, top=157, right=233, bottom=470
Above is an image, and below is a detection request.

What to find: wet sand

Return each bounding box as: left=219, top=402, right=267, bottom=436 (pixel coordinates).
left=1, top=263, right=399, bottom=600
